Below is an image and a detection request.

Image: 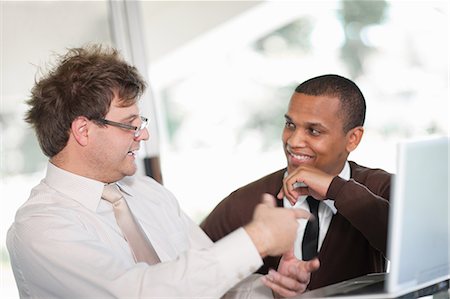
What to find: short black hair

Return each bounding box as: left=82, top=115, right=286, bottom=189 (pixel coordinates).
left=295, top=74, right=366, bottom=132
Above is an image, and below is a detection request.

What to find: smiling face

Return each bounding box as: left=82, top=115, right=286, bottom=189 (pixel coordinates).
left=87, top=95, right=149, bottom=183
left=282, top=92, right=360, bottom=176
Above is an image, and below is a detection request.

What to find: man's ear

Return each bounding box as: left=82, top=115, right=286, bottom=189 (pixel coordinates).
left=71, top=116, right=90, bottom=146
left=346, top=126, right=364, bottom=153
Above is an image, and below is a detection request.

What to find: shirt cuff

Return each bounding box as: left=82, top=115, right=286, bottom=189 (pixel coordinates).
left=212, top=227, right=263, bottom=281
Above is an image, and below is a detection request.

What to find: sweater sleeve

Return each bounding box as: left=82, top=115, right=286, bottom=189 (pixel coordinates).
left=326, top=164, right=392, bottom=255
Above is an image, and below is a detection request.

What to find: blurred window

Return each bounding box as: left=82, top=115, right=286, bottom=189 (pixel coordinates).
left=140, top=1, right=448, bottom=221
left=1, top=1, right=448, bottom=297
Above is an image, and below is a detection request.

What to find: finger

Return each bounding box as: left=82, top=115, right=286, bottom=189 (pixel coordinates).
left=297, top=186, right=310, bottom=196
left=261, top=193, right=276, bottom=207
left=284, top=180, right=300, bottom=205
left=287, top=182, right=309, bottom=203
left=278, top=187, right=298, bottom=206
left=261, top=276, right=298, bottom=298
left=282, top=186, right=297, bottom=206
left=287, top=265, right=311, bottom=284
left=261, top=274, right=303, bottom=298
left=285, top=178, right=296, bottom=200
left=280, top=173, right=300, bottom=204
left=268, top=269, right=304, bottom=292
left=303, top=258, right=320, bottom=272
left=291, top=208, right=312, bottom=220
left=277, top=188, right=284, bottom=200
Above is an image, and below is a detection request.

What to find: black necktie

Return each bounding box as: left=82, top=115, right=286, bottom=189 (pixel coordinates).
left=302, top=196, right=320, bottom=261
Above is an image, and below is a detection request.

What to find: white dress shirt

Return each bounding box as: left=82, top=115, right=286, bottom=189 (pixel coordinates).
left=283, top=161, right=351, bottom=260
left=7, top=162, right=271, bottom=298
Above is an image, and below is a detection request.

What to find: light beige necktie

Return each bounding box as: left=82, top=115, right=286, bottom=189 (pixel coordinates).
left=102, top=184, right=160, bottom=265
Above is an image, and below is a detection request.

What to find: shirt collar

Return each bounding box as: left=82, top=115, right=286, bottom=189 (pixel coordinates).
left=44, top=161, right=134, bottom=212
left=283, top=161, right=351, bottom=214
left=116, top=177, right=134, bottom=197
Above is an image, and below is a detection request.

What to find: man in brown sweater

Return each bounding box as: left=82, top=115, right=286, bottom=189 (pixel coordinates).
left=201, top=74, right=392, bottom=295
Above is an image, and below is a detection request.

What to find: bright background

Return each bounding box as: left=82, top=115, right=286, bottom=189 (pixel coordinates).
left=1, top=1, right=448, bottom=298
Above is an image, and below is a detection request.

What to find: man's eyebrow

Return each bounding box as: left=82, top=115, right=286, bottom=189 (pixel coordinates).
left=307, top=121, right=328, bottom=131
left=284, top=114, right=327, bottom=129
left=120, top=114, right=139, bottom=122
left=307, top=121, right=323, bottom=126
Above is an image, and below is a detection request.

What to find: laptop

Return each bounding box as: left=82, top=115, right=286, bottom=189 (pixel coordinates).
left=297, top=136, right=450, bottom=299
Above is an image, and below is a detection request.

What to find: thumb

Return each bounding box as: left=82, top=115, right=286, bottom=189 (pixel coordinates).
left=277, top=188, right=284, bottom=199
left=304, top=258, right=320, bottom=272
left=261, top=193, right=276, bottom=207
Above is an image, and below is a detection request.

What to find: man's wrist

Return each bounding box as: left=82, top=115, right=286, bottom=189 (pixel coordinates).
left=244, top=221, right=270, bottom=258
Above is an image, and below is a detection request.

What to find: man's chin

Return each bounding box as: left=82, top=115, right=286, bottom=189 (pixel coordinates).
left=123, top=164, right=138, bottom=177
left=287, top=161, right=314, bottom=174
left=126, top=168, right=137, bottom=177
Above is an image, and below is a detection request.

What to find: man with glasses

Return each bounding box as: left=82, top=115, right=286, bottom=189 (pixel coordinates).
left=97, top=116, right=149, bottom=138
left=7, top=44, right=318, bottom=298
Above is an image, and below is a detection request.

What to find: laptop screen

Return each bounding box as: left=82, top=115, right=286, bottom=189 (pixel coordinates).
left=387, top=136, right=449, bottom=293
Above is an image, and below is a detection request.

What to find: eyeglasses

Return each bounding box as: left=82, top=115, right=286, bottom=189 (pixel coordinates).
left=97, top=116, right=148, bottom=138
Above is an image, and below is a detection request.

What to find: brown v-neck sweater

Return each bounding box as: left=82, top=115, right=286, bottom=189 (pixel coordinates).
left=200, top=161, right=392, bottom=290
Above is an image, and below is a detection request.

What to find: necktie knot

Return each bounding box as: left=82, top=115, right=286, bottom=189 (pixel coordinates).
left=102, top=184, right=123, bottom=204
left=306, top=196, right=320, bottom=213
left=101, top=183, right=160, bottom=265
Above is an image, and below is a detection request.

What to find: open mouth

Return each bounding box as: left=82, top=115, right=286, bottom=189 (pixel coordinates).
left=289, top=152, right=312, bottom=161
left=127, top=150, right=137, bottom=157
left=287, top=148, right=313, bottom=163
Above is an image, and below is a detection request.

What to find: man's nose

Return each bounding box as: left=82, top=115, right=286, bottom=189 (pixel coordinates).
left=136, top=127, right=150, bottom=141
left=287, top=129, right=307, bottom=147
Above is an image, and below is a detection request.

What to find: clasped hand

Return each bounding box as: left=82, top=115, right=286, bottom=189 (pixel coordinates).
left=277, top=165, right=334, bottom=205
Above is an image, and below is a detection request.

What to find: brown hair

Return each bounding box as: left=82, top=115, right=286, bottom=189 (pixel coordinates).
left=25, top=44, right=146, bottom=157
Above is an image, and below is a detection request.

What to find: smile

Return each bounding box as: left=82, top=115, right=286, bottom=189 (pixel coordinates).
left=127, top=150, right=138, bottom=157
left=287, top=149, right=313, bottom=161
